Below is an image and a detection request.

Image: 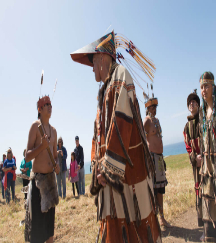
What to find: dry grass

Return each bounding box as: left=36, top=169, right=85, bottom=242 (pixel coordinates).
left=0, top=153, right=195, bottom=242
left=163, top=154, right=195, bottom=222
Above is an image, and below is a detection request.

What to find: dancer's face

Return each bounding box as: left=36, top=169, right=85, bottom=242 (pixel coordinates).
left=200, top=83, right=213, bottom=103
left=148, top=105, right=157, bottom=117
left=39, top=103, right=52, bottom=119
left=188, top=100, right=199, bottom=115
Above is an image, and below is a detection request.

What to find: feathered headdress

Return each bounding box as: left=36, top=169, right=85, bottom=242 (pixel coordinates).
left=70, top=30, right=156, bottom=100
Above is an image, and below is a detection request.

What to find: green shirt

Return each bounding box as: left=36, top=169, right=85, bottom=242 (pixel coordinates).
left=20, top=159, right=32, bottom=177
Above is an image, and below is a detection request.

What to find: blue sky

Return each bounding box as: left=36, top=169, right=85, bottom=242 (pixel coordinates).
left=1, top=0, right=216, bottom=169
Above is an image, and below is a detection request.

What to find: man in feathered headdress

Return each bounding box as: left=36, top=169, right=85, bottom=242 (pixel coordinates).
left=183, top=90, right=204, bottom=239
left=71, top=30, right=161, bottom=242
left=24, top=95, right=60, bottom=243
left=143, top=97, right=170, bottom=229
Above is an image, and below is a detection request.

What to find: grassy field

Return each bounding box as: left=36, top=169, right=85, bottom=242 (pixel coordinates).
left=0, top=153, right=195, bottom=243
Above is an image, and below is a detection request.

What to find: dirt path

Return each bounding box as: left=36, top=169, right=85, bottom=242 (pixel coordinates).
left=162, top=207, right=203, bottom=243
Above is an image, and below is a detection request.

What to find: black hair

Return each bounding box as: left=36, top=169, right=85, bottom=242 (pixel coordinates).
left=23, top=149, right=26, bottom=157
left=71, top=152, right=76, bottom=161
left=200, top=72, right=214, bottom=82
left=58, top=137, right=63, bottom=146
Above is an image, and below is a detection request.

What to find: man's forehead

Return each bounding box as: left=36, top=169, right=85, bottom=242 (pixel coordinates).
left=149, top=105, right=157, bottom=109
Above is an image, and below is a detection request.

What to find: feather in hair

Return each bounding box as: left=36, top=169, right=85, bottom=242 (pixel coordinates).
left=41, top=70, right=44, bottom=85
left=52, top=79, right=57, bottom=100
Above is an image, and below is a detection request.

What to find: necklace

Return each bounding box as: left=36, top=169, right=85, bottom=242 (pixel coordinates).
left=41, top=121, right=51, bottom=140
left=149, top=115, right=162, bottom=138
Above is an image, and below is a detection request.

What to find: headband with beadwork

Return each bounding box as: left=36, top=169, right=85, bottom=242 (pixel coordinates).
left=145, top=98, right=158, bottom=108
left=37, top=96, right=51, bottom=111
left=200, top=79, right=214, bottom=85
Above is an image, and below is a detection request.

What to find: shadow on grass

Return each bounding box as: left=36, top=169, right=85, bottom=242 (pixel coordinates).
left=162, top=225, right=202, bottom=242
left=0, top=200, right=6, bottom=205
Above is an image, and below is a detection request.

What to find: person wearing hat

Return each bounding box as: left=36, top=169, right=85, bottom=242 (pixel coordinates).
left=3, top=148, right=16, bottom=203
left=183, top=89, right=204, bottom=240
left=0, top=153, right=6, bottom=199
left=143, top=97, right=170, bottom=228
left=74, top=136, right=85, bottom=195
left=199, top=72, right=216, bottom=242
left=71, top=31, right=161, bottom=242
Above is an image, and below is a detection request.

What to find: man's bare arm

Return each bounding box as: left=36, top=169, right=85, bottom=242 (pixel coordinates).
left=143, top=117, right=151, bottom=134
left=25, top=122, right=48, bottom=162
left=53, top=128, right=58, bottom=162
left=53, top=128, right=60, bottom=174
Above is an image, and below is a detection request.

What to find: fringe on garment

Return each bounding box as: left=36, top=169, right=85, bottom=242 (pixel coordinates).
left=132, top=185, right=141, bottom=227
left=147, top=224, right=154, bottom=243
left=90, top=161, right=103, bottom=196
left=95, top=225, right=101, bottom=243
left=95, top=195, right=99, bottom=222
left=122, top=225, right=129, bottom=243
left=101, top=168, right=124, bottom=194
left=121, top=193, right=130, bottom=225
left=110, top=187, right=117, bottom=219
left=99, top=190, right=104, bottom=221
left=101, top=222, right=107, bottom=243
left=132, top=223, right=143, bottom=243
left=148, top=184, right=156, bottom=215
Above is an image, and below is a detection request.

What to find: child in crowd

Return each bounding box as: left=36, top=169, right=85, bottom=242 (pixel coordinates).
left=68, top=152, right=79, bottom=197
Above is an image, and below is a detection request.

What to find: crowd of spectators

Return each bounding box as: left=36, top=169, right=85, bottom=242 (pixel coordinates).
left=0, top=135, right=85, bottom=203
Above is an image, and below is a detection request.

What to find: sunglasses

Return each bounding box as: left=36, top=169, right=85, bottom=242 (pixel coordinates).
left=7, top=152, right=11, bottom=154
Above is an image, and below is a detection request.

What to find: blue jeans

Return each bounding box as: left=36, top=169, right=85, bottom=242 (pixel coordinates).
left=1, top=180, right=4, bottom=199
left=56, top=171, right=66, bottom=198
left=78, top=167, right=85, bottom=195
left=6, top=178, right=15, bottom=203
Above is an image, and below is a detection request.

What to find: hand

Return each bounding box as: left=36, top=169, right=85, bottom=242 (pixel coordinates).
left=97, top=169, right=106, bottom=187
left=196, top=154, right=202, bottom=167
left=78, top=165, right=81, bottom=170
left=61, top=151, right=63, bottom=156
left=41, top=134, right=49, bottom=150
left=54, top=164, right=60, bottom=175
left=13, top=165, right=16, bottom=169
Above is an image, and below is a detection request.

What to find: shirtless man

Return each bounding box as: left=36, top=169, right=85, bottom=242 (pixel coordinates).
left=143, top=97, right=171, bottom=228
left=25, top=95, right=60, bottom=243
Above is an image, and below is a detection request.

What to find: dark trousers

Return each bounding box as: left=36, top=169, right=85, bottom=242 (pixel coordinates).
left=31, top=179, right=55, bottom=243
left=23, top=179, right=29, bottom=199
left=72, top=182, right=79, bottom=196
left=6, top=178, right=15, bottom=203
left=204, top=221, right=216, bottom=242
left=1, top=180, right=4, bottom=199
